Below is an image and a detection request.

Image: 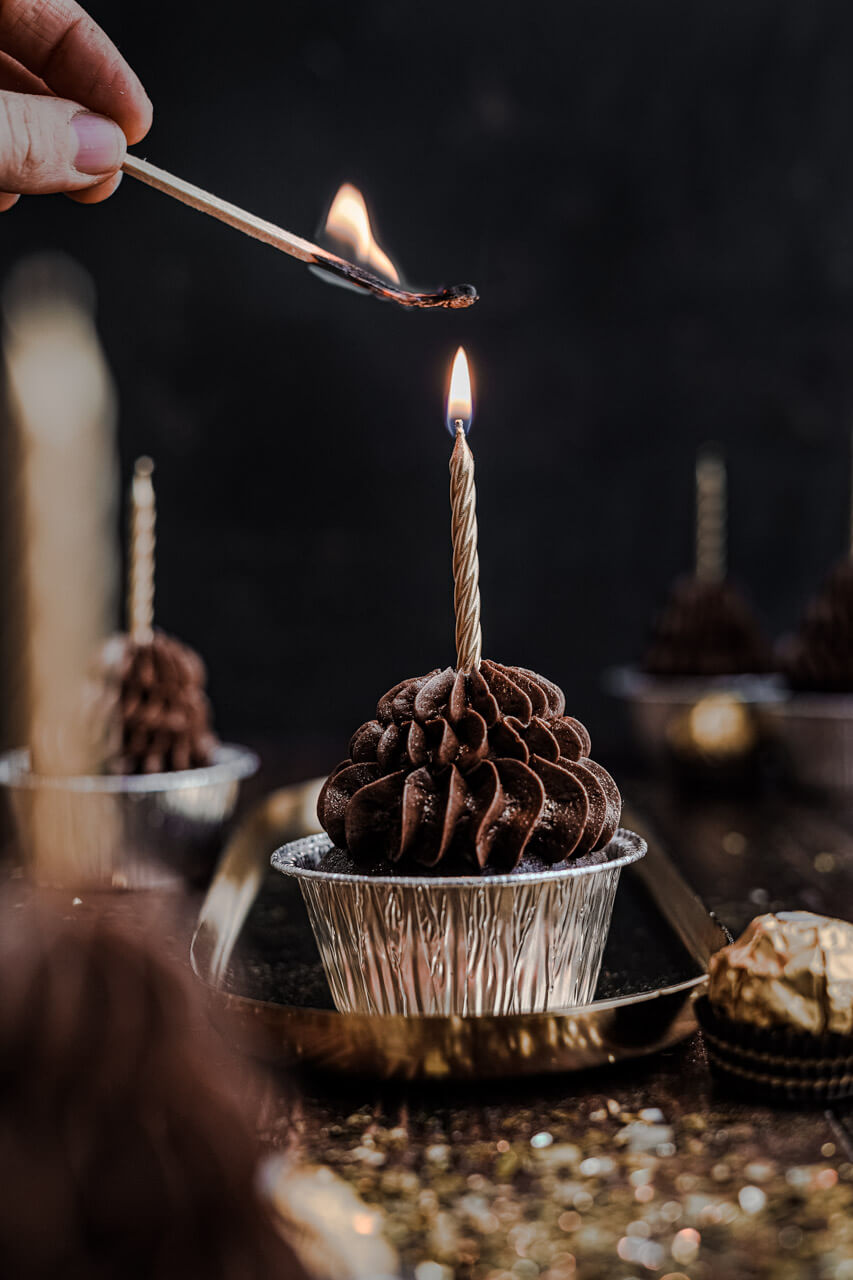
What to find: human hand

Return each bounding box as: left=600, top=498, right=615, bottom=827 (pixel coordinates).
left=0, top=0, right=151, bottom=211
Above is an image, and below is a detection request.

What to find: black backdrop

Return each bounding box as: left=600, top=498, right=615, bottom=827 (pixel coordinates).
left=4, top=0, right=852, bottom=763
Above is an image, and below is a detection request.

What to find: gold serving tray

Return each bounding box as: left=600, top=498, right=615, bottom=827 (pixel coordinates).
left=191, top=782, right=728, bottom=1080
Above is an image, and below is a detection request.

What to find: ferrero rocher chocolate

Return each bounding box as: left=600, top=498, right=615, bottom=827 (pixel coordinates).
left=708, top=911, right=853, bottom=1036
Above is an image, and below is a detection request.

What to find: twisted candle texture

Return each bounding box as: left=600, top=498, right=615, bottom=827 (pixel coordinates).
left=129, top=457, right=155, bottom=643
left=450, top=425, right=482, bottom=672
left=695, top=451, right=726, bottom=583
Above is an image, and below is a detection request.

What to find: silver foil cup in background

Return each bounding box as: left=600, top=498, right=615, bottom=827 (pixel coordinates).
left=0, top=744, right=259, bottom=889
left=764, top=695, right=853, bottom=794
left=605, top=667, right=785, bottom=766
left=271, top=830, right=646, bottom=1017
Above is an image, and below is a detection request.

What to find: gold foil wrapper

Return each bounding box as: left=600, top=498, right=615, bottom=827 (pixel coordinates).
left=708, top=911, right=853, bottom=1035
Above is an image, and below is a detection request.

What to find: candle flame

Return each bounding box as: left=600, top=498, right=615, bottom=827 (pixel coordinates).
left=446, top=346, right=473, bottom=435
left=323, top=184, right=400, bottom=283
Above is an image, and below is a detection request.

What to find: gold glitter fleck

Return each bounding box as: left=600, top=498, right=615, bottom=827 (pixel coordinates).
left=531, top=1132, right=553, bottom=1149
left=672, top=1228, right=701, bottom=1265
left=739, top=1185, right=767, bottom=1214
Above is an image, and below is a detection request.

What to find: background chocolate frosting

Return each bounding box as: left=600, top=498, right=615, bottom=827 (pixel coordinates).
left=317, top=660, right=621, bottom=873
left=89, top=630, right=219, bottom=775
left=782, top=558, right=853, bottom=693
left=643, top=576, right=771, bottom=677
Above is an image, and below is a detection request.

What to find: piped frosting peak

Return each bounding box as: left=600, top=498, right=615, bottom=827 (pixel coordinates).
left=318, top=661, right=621, bottom=874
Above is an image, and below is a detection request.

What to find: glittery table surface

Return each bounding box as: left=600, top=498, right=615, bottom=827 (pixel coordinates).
left=5, top=766, right=853, bottom=1279
left=257, top=775, right=853, bottom=1280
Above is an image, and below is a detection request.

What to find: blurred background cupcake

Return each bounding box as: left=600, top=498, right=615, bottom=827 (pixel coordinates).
left=0, top=261, right=257, bottom=890
left=608, top=446, right=782, bottom=783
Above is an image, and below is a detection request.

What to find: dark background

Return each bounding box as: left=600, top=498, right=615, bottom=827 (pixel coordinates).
left=4, top=0, right=853, bottom=764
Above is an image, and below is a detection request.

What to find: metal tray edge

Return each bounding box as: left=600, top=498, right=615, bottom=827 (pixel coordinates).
left=191, top=784, right=728, bottom=1080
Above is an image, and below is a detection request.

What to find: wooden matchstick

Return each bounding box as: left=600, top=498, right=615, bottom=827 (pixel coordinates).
left=122, top=155, right=478, bottom=311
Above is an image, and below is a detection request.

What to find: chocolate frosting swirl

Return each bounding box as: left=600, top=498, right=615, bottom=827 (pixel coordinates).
left=643, top=576, right=771, bottom=677
left=89, top=630, right=219, bottom=774
left=782, top=558, right=853, bottom=693
left=317, top=660, right=621, bottom=873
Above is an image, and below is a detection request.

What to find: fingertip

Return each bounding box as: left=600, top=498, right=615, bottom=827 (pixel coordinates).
left=124, top=95, right=153, bottom=147
left=0, top=192, right=21, bottom=212
left=67, top=172, right=123, bottom=204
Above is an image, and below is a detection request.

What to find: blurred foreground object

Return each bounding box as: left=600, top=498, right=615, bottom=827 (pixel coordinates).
left=3, top=253, right=118, bottom=774
left=1, top=256, right=121, bottom=883
left=263, top=1160, right=398, bottom=1280
left=0, top=899, right=312, bottom=1280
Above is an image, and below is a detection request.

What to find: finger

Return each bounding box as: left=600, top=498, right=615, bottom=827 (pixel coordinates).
left=0, top=0, right=152, bottom=144
left=0, top=92, right=125, bottom=194
left=66, top=170, right=122, bottom=204
left=0, top=51, right=48, bottom=96
left=0, top=192, right=21, bottom=211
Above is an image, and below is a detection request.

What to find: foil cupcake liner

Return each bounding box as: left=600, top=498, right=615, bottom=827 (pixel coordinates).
left=271, top=829, right=646, bottom=1017
left=763, top=695, right=853, bottom=794
left=605, top=667, right=785, bottom=769
left=0, top=744, right=259, bottom=890
left=695, top=995, right=853, bottom=1103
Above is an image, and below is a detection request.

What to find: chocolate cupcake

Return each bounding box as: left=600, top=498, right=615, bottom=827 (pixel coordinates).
left=768, top=558, right=853, bottom=792
left=0, top=458, right=257, bottom=889
left=319, top=661, right=622, bottom=875
left=273, top=661, right=645, bottom=1017
left=610, top=576, right=779, bottom=774
left=695, top=912, right=853, bottom=1103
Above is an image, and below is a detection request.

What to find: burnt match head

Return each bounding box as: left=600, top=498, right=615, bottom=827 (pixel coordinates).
left=430, top=282, right=479, bottom=310
left=312, top=254, right=479, bottom=309
left=317, top=181, right=479, bottom=309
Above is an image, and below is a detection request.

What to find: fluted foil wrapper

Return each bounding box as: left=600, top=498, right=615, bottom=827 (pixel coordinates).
left=272, top=830, right=646, bottom=1017
left=709, top=911, right=853, bottom=1036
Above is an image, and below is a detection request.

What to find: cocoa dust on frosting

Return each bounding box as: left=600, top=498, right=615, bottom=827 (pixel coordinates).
left=643, top=576, right=771, bottom=677
left=317, top=660, right=621, bottom=874
left=782, top=558, right=853, bottom=693
left=88, top=630, right=219, bottom=774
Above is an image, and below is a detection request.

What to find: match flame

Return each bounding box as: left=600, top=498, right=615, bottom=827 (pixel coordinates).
left=446, top=346, right=473, bottom=435
left=323, top=184, right=400, bottom=283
